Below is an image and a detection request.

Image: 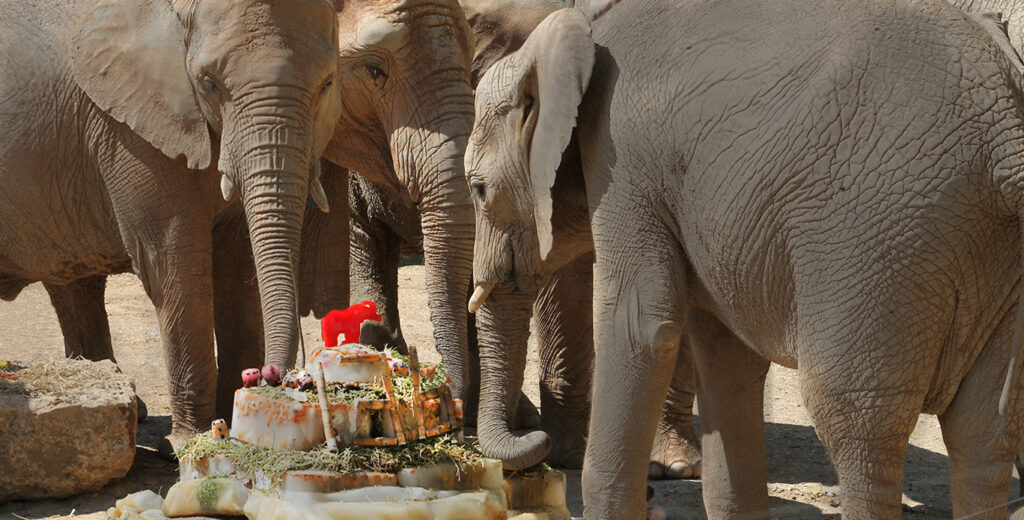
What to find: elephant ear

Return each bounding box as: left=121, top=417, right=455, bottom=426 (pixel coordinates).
left=968, top=12, right=1024, bottom=62
left=461, top=0, right=572, bottom=86
left=69, top=0, right=212, bottom=170
left=512, top=8, right=594, bottom=260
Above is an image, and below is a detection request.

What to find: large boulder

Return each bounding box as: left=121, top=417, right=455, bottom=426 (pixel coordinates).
left=0, top=358, right=137, bottom=501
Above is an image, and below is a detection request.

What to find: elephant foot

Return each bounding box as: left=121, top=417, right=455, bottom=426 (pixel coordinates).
left=546, top=428, right=585, bottom=468
left=136, top=395, right=148, bottom=423
left=517, top=394, right=541, bottom=429
left=157, top=428, right=198, bottom=461
left=648, top=415, right=701, bottom=479
left=359, top=321, right=407, bottom=354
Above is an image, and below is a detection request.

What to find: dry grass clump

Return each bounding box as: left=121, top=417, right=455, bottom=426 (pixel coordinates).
left=0, top=358, right=111, bottom=397
left=247, top=382, right=388, bottom=404
left=245, top=360, right=447, bottom=405
left=176, top=431, right=484, bottom=486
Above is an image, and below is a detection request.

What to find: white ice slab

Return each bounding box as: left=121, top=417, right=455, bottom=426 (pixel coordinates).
left=244, top=487, right=507, bottom=520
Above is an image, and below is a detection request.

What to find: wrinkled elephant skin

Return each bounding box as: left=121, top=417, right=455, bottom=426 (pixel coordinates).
left=0, top=0, right=342, bottom=453
left=322, top=0, right=479, bottom=415
left=468, top=2, right=1024, bottom=519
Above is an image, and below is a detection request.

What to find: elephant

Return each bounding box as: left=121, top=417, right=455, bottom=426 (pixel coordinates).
left=7, top=0, right=483, bottom=447
left=942, top=0, right=1024, bottom=494
left=35, top=163, right=351, bottom=425
left=0, top=0, right=343, bottom=451
left=466, top=1, right=1024, bottom=518
left=337, top=0, right=701, bottom=473
left=317, top=0, right=481, bottom=415
left=464, top=0, right=700, bottom=475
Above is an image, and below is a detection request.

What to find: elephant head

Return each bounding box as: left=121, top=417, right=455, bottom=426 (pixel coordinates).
left=323, top=0, right=477, bottom=404
left=465, top=8, right=594, bottom=469
left=70, top=0, right=343, bottom=371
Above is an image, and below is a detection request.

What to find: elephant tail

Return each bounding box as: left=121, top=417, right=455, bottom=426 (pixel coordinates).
left=998, top=211, right=1024, bottom=417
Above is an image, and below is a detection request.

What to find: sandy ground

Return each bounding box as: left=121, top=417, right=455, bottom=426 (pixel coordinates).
left=1, top=267, right=1021, bottom=519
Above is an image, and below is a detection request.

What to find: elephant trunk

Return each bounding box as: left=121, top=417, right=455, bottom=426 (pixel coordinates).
left=229, top=95, right=317, bottom=370
left=475, top=288, right=550, bottom=470
left=417, top=141, right=475, bottom=406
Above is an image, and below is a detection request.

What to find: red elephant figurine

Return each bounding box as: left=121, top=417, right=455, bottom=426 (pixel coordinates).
left=320, top=301, right=382, bottom=347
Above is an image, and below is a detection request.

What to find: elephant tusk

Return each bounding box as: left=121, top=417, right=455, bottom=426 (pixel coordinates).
left=468, top=283, right=494, bottom=314
left=308, top=161, right=330, bottom=212
left=309, top=178, right=330, bottom=212
left=220, top=173, right=237, bottom=202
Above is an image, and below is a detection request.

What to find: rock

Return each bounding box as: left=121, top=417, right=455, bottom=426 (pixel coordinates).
left=0, top=358, right=136, bottom=502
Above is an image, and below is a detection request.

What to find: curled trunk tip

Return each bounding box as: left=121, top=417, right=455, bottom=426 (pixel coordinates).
left=480, top=428, right=551, bottom=471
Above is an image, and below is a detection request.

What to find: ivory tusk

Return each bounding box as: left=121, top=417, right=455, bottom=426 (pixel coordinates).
left=308, top=161, right=330, bottom=212
left=309, top=178, right=330, bottom=212
left=468, top=283, right=494, bottom=314
left=220, top=173, right=237, bottom=202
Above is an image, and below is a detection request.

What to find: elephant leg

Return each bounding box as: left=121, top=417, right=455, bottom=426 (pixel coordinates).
left=44, top=274, right=151, bottom=421
left=583, top=225, right=685, bottom=520
left=535, top=252, right=593, bottom=469
left=688, top=307, right=770, bottom=518
left=43, top=275, right=114, bottom=362
left=349, top=173, right=407, bottom=353
left=131, top=233, right=216, bottom=456
left=648, top=333, right=701, bottom=480
left=298, top=160, right=350, bottom=321
left=939, top=309, right=1023, bottom=519
left=800, top=333, right=923, bottom=518
left=463, top=285, right=482, bottom=426
left=211, top=211, right=264, bottom=421
left=1018, top=452, right=1024, bottom=497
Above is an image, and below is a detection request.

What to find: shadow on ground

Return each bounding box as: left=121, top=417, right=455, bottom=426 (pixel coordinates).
left=561, top=420, right=983, bottom=519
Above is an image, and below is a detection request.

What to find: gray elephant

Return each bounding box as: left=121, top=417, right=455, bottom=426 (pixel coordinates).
left=311, top=0, right=481, bottom=413
left=467, top=0, right=700, bottom=475
left=38, top=174, right=351, bottom=424
left=467, top=2, right=1024, bottom=519
left=944, top=0, right=1024, bottom=494
left=0, top=0, right=342, bottom=451
left=337, top=0, right=700, bottom=473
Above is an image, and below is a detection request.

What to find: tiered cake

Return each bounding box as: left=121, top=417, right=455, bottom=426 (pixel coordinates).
left=140, top=303, right=570, bottom=520
left=230, top=345, right=461, bottom=451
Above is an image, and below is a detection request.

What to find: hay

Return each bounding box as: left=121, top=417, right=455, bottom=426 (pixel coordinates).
left=0, top=358, right=108, bottom=397
left=177, top=431, right=484, bottom=487
left=390, top=354, right=448, bottom=396
left=244, top=360, right=447, bottom=405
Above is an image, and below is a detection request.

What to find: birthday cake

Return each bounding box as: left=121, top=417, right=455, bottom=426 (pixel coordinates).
left=140, top=302, right=570, bottom=520
left=229, top=345, right=461, bottom=451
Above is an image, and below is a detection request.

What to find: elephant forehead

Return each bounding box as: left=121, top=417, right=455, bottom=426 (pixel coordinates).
left=337, top=5, right=410, bottom=54
left=190, top=0, right=337, bottom=66
left=474, top=61, right=518, bottom=118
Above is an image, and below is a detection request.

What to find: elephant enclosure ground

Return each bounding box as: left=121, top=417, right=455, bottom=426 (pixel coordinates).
left=0, top=267, right=1021, bottom=519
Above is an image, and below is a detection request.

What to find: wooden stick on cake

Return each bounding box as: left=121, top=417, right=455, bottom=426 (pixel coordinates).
left=313, top=363, right=338, bottom=452
left=379, top=362, right=408, bottom=445
left=408, top=346, right=427, bottom=439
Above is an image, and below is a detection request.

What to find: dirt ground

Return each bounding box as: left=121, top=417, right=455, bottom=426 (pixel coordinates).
left=1, top=267, right=1021, bottom=519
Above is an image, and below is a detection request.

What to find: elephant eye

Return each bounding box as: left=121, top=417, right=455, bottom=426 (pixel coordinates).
left=320, top=78, right=334, bottom=96
left=521, top=95, right=534, bottom=125
left=365, top=64, right=387, bottom=88
left=200, top=75, right=220, bottom=96
left=472, top=182, right=486, bottom=200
